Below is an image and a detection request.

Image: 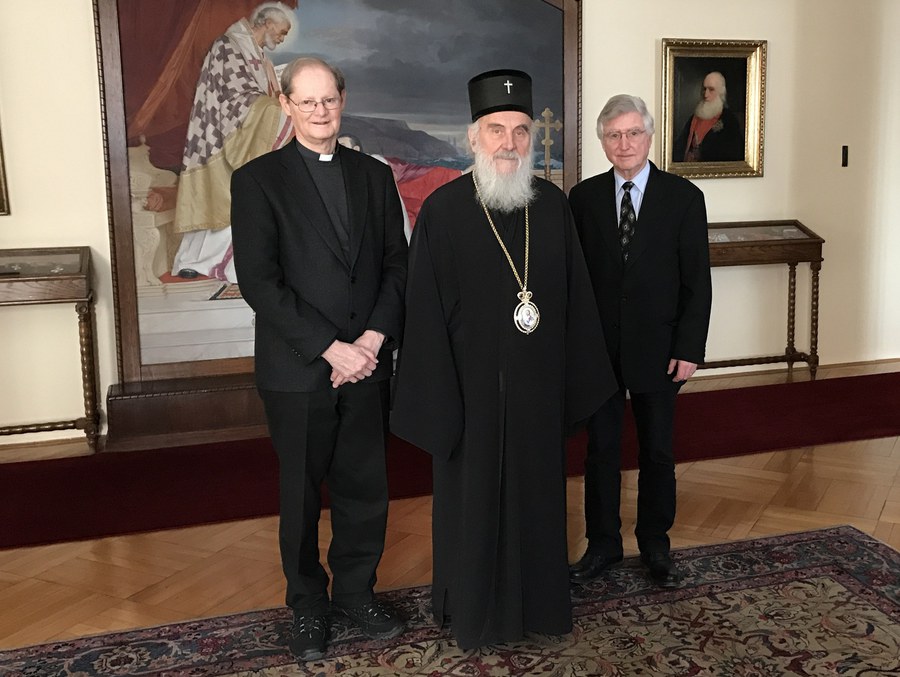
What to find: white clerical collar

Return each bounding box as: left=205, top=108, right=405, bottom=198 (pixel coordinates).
left=295, top=140, right=338, bottom=163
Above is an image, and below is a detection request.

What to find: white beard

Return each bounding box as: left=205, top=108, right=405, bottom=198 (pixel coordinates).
left=472, top=149, right=536, bottom=213
left=694, top=97, right=724, bottom=120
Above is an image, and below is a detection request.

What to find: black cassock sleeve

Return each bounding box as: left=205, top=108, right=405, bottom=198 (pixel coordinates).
left=563, top=206, right=618, bottom=430
left=390, top=217, right=463, bottom=461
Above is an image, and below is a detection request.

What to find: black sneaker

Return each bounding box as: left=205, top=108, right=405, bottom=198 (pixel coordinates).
left=288, top=613, right=328, bottom=661
left=336, top=600, right=405, bottom=639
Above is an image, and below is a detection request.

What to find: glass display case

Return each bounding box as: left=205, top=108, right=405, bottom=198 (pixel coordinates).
left=704, top=220, right=824, bottom=378
left=0, top=246, right=99, bottom=448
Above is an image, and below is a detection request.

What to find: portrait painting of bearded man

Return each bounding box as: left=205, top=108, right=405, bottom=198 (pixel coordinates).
left=671, top=58, right=747, bottom=163
left=661, top=40, right=767, bottom=179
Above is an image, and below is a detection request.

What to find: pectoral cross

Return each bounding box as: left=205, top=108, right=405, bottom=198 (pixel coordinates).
left=504, top=80, right=513, bottom=94
left=533, top=107, right=563, bottom=182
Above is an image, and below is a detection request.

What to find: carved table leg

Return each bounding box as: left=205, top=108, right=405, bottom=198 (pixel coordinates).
left=810, top=261, right=821, bottom=380
left=76, top=297, right=100, bottom=449
left=786, top=262, right=798, bottom=379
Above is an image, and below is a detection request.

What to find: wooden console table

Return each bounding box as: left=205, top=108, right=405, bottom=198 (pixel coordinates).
left=0, top=247, right=100, bottom=448
left=702, top=220, right=824, bottom=379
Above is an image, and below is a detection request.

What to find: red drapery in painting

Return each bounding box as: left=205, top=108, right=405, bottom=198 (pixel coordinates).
left=118, top=0, right=298, bottom=170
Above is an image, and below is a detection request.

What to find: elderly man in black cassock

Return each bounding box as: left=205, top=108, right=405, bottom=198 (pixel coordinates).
left=391, top=69, right=617, bottom=650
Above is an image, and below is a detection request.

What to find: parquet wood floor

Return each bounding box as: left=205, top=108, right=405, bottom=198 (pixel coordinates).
left=1, top=363, right=898, bottom=650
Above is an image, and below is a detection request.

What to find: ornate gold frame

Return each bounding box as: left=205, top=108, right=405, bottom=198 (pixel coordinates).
left=661, top=38, right=766, bottom=179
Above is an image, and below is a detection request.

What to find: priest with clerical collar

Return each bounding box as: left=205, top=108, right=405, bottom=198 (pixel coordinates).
left=230, top=56, right=407, bottom=662
left=391, top=69, right=617, bottom=650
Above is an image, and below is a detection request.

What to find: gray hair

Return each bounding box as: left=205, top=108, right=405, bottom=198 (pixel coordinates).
left=280, top=57, right=346, bottom=98
left=466, top=120, right=481, bottom=157
left=251, top=2, right=292, bottom=28
left=596, top=94, right=655, bottom=139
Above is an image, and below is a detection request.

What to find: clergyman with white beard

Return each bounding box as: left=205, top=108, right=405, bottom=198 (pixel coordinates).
left=391, top=69, right=617, bottom=650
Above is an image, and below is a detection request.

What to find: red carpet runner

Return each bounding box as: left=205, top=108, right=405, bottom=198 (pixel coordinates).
left=2, top=373, right=898, bottom=549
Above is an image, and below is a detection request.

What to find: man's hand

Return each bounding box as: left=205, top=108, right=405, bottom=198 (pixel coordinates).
left=353, top=329, right=385, bottom=356
left=668, top=358, right=698, bottom=383
left=322, top=340, right=378, bottom=388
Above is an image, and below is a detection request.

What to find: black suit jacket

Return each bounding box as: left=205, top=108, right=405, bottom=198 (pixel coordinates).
left=231, top=142, right=407, bottom=392
left=569, top=162, right=712, bottom=393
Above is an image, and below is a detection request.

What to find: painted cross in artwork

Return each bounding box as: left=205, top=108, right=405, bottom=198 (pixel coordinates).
left=118, top=0, right=563, bottom=364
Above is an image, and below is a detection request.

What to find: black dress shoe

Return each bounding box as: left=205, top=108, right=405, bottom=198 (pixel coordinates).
left=568, top=550, right=597, bottom=574
left=641, top=552, right=683, bottom=588
left=288, top=613, right=329, bottom=661
left=569, top=552, right=624, bottom=582
left=335, top=600, right=405, bottom=639
left=176, top=268, right=200, bottom=279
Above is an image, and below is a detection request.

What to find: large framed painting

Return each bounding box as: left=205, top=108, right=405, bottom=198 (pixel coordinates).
left=660, top=38, right=767, bottom=179
left=93, top=0, right=580, bottom=387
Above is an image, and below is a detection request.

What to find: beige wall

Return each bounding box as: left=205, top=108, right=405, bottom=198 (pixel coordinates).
left=790, top=0, right=900, bottom=361
left=0, top=1, right=897, bottom=443
left=0, top=1, right=114, bottom=441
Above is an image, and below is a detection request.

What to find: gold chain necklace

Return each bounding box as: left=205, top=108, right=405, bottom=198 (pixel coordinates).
left=472, top=172, right=540, bottom=334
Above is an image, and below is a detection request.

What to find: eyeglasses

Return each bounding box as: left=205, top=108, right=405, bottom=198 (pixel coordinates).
left=603, top=128, right=647, bottom=143
left=287, top=96, right=342, bottom=113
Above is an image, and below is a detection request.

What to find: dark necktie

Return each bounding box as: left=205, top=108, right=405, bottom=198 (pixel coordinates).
left=619, top=181, right=636, bottom=261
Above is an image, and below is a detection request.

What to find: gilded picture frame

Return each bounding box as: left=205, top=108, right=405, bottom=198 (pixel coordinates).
left=661, top=38, right=766, bottom=179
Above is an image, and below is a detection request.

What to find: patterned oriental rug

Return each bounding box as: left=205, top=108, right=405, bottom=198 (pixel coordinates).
left=3, top=526, right=899, bottom=676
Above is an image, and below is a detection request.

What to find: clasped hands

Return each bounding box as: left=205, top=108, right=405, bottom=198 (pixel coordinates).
left=322, top=330, right=385, bottom=388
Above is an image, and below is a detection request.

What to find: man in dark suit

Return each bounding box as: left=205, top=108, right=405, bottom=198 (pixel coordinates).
left=568, top=94, right=712, bottom=588
left=230, top=57, right=407, bottom=660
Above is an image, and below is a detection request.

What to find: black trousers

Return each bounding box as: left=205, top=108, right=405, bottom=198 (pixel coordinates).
left=259, top=379, right=390, bottom=616
left=583, top=380, right=680, bottom=557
